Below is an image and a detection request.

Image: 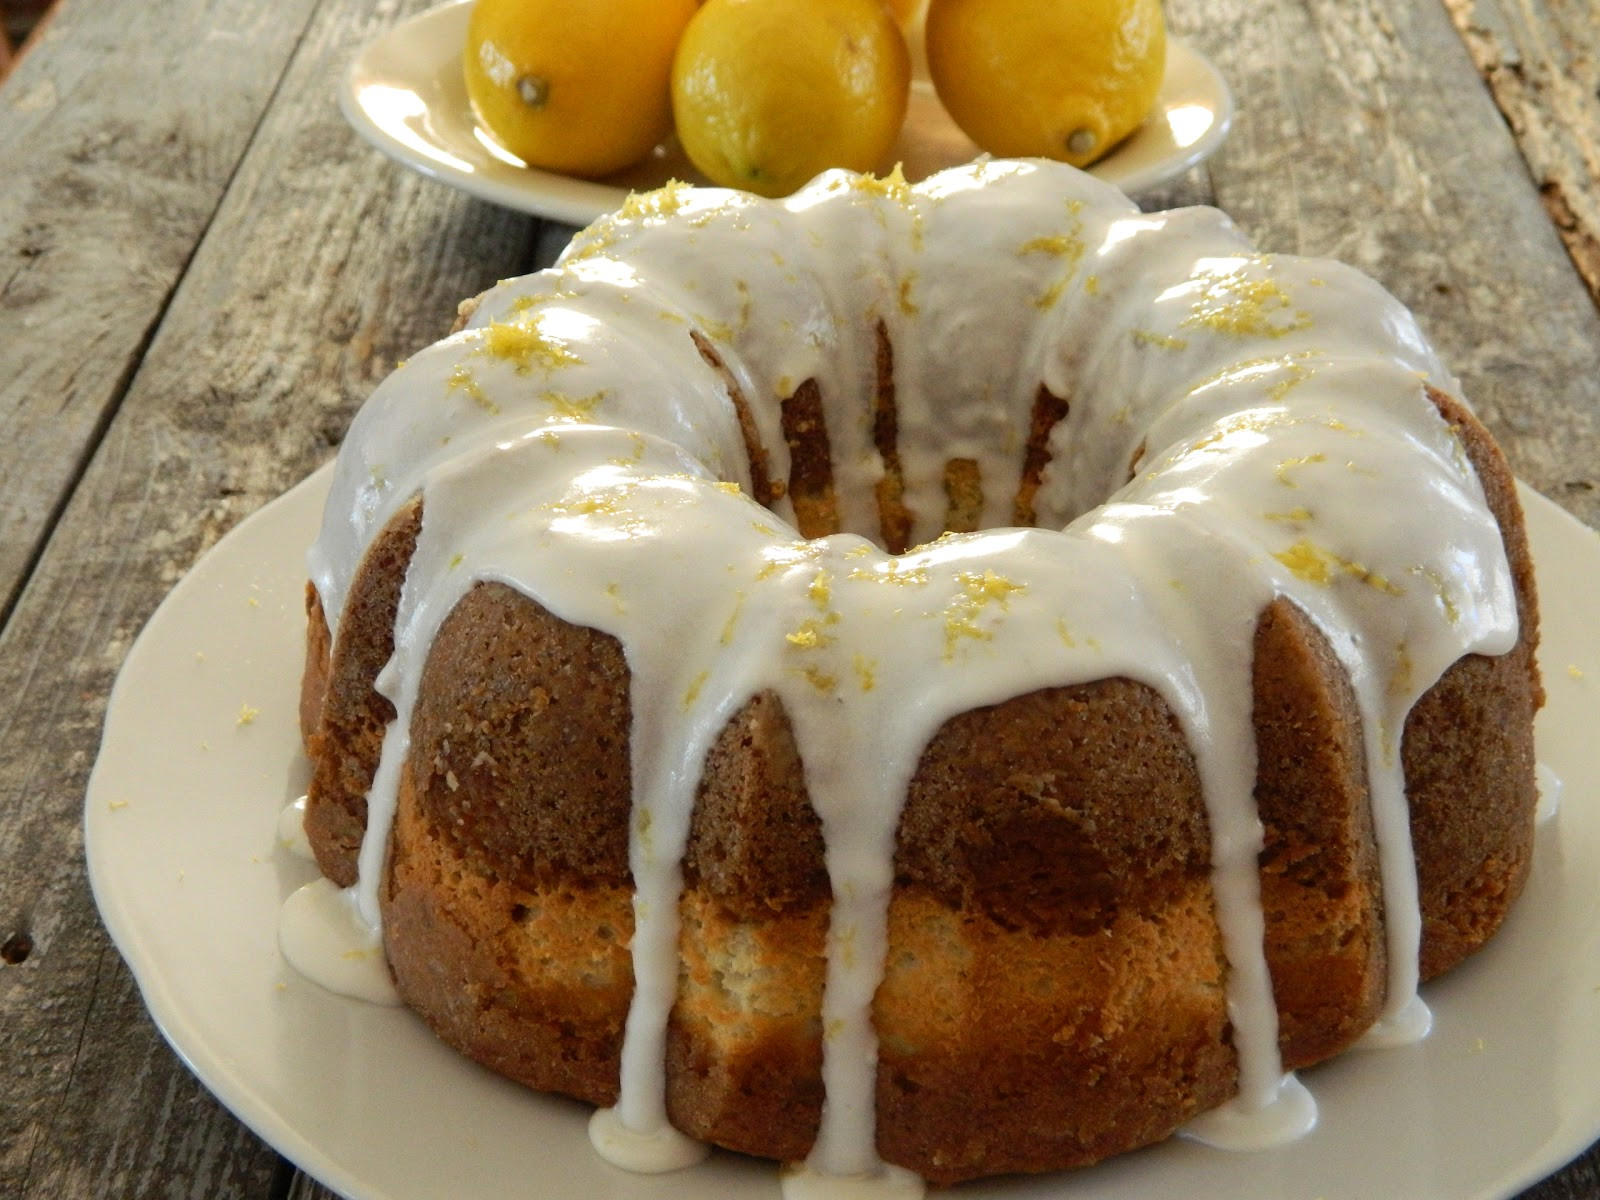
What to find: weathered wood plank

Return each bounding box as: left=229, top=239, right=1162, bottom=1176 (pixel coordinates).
left=3, top=0, right=1595, bottom=1195
left=0, top=0, right=326, bottom=633
left=1522, top=1153, right=1600, bottom=1200
left=3, top=953, right=285, bottom=1197
left=0, top=0, right=551, bottom=1192
left=1441, top=0, right=1600, bottom=311
left=288, top=1172, right=344, bottom=1200
left=1166, top=0, right=1600, bottom=532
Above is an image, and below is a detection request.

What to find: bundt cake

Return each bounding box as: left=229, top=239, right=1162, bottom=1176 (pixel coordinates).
left=293, top=159, right=1541, bottom=1191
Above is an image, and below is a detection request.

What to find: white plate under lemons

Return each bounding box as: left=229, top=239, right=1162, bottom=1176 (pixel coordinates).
left=338, top=0, right=1235, bottom=226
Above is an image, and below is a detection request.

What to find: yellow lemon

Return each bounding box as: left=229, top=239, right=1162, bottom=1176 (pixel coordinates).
left=671, top=0, right=911, bottom=198
left=925, top=0, right=1165, bottom=168
left=463, top=0, right=699, bottom=178
left=883, top=0, right=926, bottom=29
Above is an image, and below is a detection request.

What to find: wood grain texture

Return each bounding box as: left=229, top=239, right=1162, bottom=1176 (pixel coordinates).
left=0, top=0, right=548, bottom=1194
left=1165, top=0, right=1600, bottom=532
left=0, top=0, right=324, bottom=630
left=1442, top=0, right=1600, bottom=309
left=2, top=0, right=1597, bottom=1195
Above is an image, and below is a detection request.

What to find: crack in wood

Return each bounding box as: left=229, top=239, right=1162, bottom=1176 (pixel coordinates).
left=1441, top=0, right=1600, bottom=310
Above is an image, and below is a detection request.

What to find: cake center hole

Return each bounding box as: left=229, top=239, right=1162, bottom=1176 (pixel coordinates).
left=699, top=325, right=1074, bottom=553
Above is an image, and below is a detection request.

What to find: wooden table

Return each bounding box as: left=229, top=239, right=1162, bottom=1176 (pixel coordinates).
left=2, top=0, right=1597, bottom=1195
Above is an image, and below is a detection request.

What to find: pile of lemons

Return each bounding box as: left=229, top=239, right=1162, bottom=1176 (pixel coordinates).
left=462, top=0, right=1166, bottom=198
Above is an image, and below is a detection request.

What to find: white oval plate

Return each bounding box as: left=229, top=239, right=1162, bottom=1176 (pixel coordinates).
left=85, top=467, right=1600, bottom=1200
left=338, top=0, right=1235, bottom=227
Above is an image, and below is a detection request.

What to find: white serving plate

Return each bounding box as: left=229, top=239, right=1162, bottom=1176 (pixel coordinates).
left=86, top=467, right=1600, bottom=1200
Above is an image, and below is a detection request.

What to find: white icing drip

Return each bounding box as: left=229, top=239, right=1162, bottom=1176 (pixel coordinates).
left=1180, top=1074, right=1318, bottom=1151
left=300, top=160, right=1523, bottom=1186
left=588, top=1107, right=709, bottom=1172
left=278, top=877, right=403, bottom=1006
left=1359, top=726, right=1431, bottom=1033
left=1537, top=762, right=1562, bottom=822
left=276, top=795, right=315, bottom=861
left=782, top=1161, right=926, bottom=1200
left=1355, top=992, right=1433, bottom=1049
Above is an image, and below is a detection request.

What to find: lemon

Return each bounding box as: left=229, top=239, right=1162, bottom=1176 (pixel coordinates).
left=925, top=0, right=1165, bottom=168
left=883, top=0, right=926, bottom=29
left=671, top=0, right=911, bottom=198
left=463, top=0, right=699, bottom=178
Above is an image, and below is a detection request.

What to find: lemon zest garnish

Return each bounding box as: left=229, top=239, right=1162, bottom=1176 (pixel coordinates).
left=636, top=807, right=654, bottom=856
left=720, top=591, right=747, bottom=646
left=1274, top=539, right=1404, bottom=594
left=447, top=364, right=498, bottom=414
left=1275, top=453, right=1326, bottom=487
left=1019, top=233, right=1085, bottom=260
left=854, top=163, right=913, bottom=204
left=608, top=432, right=648, bottom=466
left=682, top=669, right=709, bottom=710
left=1408, top=565, right=1461, bottom=623
left=733, top=278, right=754, bottom=333
left=785, top=616, right=834, bottom=649
left=1187, top=409, right=1297, bottom=453
left=899, top=274, right=920, bottom=315
left=480, top=317, right=584, bottom=374
left=1133, top=329, right=1189, bottom=351
left=942, top=570, right=1025, bottom=660
left=543, top=389, right=605, bottom=421
left=757, top=542, right=823, bottom=581
left=958, top=568, right=1026, bottom=606
left=564, top=225, right=618, bottom=263
left=1389, top=640, right=1417, bottom=698
left=943, top=611, right=992, bottom=657
left=1267, top=361, right=1315, bottom=400
left=849, top=559, right=929, bottom=586
left=1181, top=263, right=1313, bottom=339
left=1034, top=278, right=1068, bottom=310
left=802, top=665, right=838, bottom=693
left=808, top=570, right=833, bottom=608
left=618, top=179, right=691, bottom=222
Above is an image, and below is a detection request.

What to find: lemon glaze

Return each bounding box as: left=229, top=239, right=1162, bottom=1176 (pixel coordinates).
left=290, top=159, right=1519, bottom=1194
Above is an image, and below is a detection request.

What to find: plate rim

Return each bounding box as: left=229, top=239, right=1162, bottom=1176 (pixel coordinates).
left=85, top=469, right=1600, bottom=1200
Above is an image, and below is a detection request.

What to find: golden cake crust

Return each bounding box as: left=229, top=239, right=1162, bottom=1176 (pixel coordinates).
left=298, top=380, right=1538, bottom=1181
left=296, top=160, right=1542, bottom=1183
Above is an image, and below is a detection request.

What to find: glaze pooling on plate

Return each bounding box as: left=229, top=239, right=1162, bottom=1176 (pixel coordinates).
left=303, top=159, right=1518, bottom=1190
